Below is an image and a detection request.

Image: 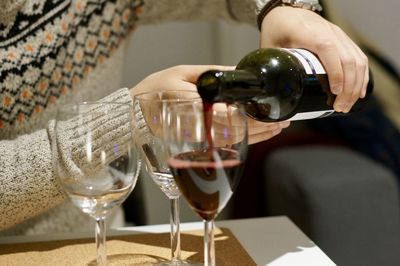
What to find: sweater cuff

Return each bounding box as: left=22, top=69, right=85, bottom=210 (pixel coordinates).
left=99, top=87, right=133, bottom=105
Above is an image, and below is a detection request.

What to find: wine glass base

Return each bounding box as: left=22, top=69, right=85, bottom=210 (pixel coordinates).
left=154, top=260, right=202, bottom=266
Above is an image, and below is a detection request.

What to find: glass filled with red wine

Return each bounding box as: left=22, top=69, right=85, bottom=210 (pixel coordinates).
left=164, top=102, right=248, bottom=266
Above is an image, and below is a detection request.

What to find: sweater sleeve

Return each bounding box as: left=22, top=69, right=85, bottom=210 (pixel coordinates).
left=137, top=0, right=271, bottom=26
left=0, top=88, right=133, bottom=230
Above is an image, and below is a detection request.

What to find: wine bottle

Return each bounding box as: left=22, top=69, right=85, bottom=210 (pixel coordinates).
left=197, top=48, right=373, bottom=122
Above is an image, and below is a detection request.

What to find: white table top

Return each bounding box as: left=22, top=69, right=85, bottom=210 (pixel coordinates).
left=0, top=216, right=336, bottom=266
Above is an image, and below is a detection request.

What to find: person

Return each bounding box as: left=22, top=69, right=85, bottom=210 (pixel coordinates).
left=232, top=0, right=400, bottom=219
left=0, top=0, right=368, bottom=235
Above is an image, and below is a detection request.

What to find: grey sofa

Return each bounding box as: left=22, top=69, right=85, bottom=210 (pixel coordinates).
left=264, top=145, right=400, bottom=266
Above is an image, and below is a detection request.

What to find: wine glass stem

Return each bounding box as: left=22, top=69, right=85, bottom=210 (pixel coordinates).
left=95, top=217, right=107, bottom=266
left=169, top=197, right=182, bottom=262
left=204, top=219, right=215, bottom=266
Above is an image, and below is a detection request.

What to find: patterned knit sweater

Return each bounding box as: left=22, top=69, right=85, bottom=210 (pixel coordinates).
left=0, top=0, right=269, bottom=235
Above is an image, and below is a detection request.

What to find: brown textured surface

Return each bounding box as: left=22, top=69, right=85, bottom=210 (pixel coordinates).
left=0, top=227, right=255, bottom=265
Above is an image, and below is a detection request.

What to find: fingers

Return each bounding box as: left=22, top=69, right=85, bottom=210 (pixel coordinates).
left=361, top=63, right=369, bottom=98
left=259, top=7, right=369, bottom=113
left=164, top=80, right=197, bottom=92
left=212, top=131, right=247, bottom=147
left=212, top=103, right=291, bottom=145
left=247, top=120, right=290, bottom=135
left=325, top=24, right=368, bottom=112
left=212, top=121, right=290, bottom=146
left=248, top=127, right=282, bottom=145
left=210, top=104, right=291, bottom=145
left=248, top=121, right=290, bottom=144
left=305, top=23, right=368, bottom=113
left=211, top=104, right=248, bottom=145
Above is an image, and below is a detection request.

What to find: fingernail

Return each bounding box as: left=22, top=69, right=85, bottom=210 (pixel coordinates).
left=360, top=89, right=366, bottom=98
left=334, top=103, right=347, bottom=112
left=280, top=121, right=291, bottom=128
left=331, top=85, right=342, bottom=95
left=272, top=128, right=282, bottom=136
left=344, top=105, right=352, bottom=113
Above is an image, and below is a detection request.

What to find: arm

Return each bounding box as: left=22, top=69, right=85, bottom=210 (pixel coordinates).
left=0, top=129, right=63, bottom=230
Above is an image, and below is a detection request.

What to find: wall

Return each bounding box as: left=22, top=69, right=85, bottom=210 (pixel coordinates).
left=333, top=0, right=400, bottom=70
left=121, top=22, right=220, bottom=89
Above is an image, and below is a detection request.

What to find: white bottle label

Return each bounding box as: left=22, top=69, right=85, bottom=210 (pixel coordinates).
left=283, top=48, right=327, bottom=75
left=283, top=48, right=333, bottom=120
left=288, top=110, right=335, bottom=121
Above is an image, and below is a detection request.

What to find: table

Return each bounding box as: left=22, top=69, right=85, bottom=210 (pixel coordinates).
left=0, top=216, right=336, bottom=266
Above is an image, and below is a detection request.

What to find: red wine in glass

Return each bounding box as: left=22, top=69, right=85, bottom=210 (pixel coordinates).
left=203, top=102, right=214, bottom=149
left=168, top=148, right=243, bottom=221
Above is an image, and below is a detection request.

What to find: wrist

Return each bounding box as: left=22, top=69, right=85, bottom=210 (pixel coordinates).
left=257, top=0, right=322, bottom=30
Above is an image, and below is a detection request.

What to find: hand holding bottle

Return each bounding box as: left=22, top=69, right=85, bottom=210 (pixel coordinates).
left=259, top=6, right=369, bottom=113
left=130, top=65, right=290, bottom=144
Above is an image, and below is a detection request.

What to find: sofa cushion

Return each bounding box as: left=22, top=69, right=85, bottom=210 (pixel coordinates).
left=265, top=146, right=400, bottom=266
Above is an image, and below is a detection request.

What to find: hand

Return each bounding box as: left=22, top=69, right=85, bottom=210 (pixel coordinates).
left=260, top=7, right=369, bottom=113
left=247, top=119, right=290, bottom=145
left=211, top=103, right=291, bottom=145
left=129, top=65, right=234, bottom=97
left=130, top=65, right=290, bottom=144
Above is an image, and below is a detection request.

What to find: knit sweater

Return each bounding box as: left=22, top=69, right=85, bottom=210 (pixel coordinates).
left=0, top=0, right=270, bottom=235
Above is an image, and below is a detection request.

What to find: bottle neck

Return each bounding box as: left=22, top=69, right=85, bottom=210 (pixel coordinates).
left=197, top=70, right=264, bottom=103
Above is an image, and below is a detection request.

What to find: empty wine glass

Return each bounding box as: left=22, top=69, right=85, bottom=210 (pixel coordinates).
left=165, top=102, right=248, bottom=266
left=133, top=90, right=201, bottom=265
left=53, top=102, right=140, bottom=266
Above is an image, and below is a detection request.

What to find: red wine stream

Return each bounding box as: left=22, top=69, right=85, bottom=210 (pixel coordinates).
left=203, top=102, right=214, bottom=150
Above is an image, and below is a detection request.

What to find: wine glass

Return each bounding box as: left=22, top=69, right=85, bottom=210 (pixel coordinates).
left=53, top=102, right=140, bottom=266
left=133, top=90, right=201, bottom=265
left=164, top=102, right=248, bottom=266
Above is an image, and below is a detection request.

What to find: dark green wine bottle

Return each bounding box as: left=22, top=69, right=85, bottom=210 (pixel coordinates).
left=197, top=48, right=373, bottom=122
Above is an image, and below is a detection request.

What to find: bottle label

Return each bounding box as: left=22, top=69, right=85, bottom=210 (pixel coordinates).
left=288, top=110, right=335, bottom=121
left=283, top=48, right=326, bottom=75
left=283, top=48, right=334, bottom=120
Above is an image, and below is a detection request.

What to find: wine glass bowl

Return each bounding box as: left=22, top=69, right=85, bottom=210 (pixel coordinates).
left=165, top=102, right=248, bottom=265
left=53, top=102, right=140, bottom=265
left=61, top=152, right=137, bottom=220
left=134, top=90, right=201, bottom=198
